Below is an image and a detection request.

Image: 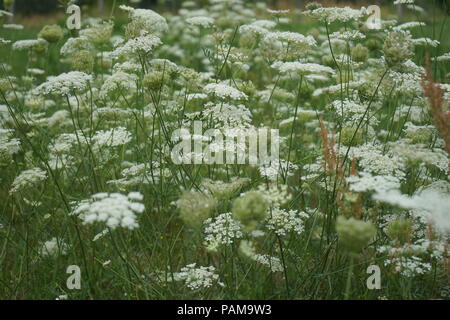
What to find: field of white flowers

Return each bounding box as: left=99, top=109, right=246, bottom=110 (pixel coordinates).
left=0, top=0, right=449, bottom=300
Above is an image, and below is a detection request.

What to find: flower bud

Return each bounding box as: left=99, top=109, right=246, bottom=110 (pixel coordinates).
left=72, top=50, right=94, bottom=74
left=336, top=216, right=376, bottom=254
left=351, top=44, right=369, bottom=63
left=341, top=127, right=363, bottom=146
left=38, top=25, right=63, bottom=44
left=144, top=72, right=164, bottom=91
left=33, top=39, right=49, bottom=55
left=176, top=191, right=218, bottom=230
left=232, top=191, right=268, bottom=232
left=383, top=30, right=414, bottom=67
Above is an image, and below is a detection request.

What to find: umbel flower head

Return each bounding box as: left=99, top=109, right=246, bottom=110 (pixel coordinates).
left=12, top=38, right=48, bottom=54
left=0, top=129, right=20, bottom=165
left=336, top=216, right=376, bottom=255
left=71, top=50, right=94, bottom=74
left=34, top=71, right=92, bottom=96
left=113, top=34, right=162, bottom=58
left=203, top=212, right=243, bottom=252
left=175, top=263, right=222, bottom=290
left=122, top=7, right=168, bottom=37
left=351, top=44, right=369, bottom=63
left=303, top=4, right=367, bottom=23
left=201, top=178, right=250, bottom=200
left=383, top=30, right=414, bottom=67
left=38, top=24, right=63, bottom=43
left=176, top=191, right=218, bottom=230
left=80, top=21, right=114, bottom=46
left=232, top=191, right=268, bottom=232
left=143, top=71, right=165, bottom=91
left=71, top=192, right=145, bottom=230
left=271, top=61, right=335, bottom=76
left=9, top=167, right=47, bottom=195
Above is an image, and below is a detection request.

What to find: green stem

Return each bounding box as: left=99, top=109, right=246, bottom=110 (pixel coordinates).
left=344, top=256, right=355, bottom=300
left=110, top=0, right=117, bottom=18
left=284, top=75, right=303, bottom=183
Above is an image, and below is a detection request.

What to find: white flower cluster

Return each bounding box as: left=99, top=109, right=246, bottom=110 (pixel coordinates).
left=379, top=238, right=447, bottom=260
left=41, top=237, right=69, bottom=257
left=71, top=192, right=145, bottom=230
left=0, top=38, right=11, bottom=45
left=433, top=52, right=450, bottom=62
left=27, top=68, right=45, bottom=76
left=386, top=256, right=431, bottom=277
left=203, top=102, right=252, bottom=128
left=186, top=16, right=215, bottom=28
left=12, top=39, right=47, bottom=51
left=386, top=70, right=423, bottom=96
left=346, top=144, right=406, bottom=179
left=0, top=128, right=20, bottom=162
left=257, top=184, right=292, bottom=207
left=100, top=71, right=138, bottom=98
left=10, top=168, right=47, bottom=194
left=346, top=172, right=401, bottom=193
left=43, top=110, right=70, bottom=128
left=176, top=263, right=222, bottom=290
left=127, top=8, right=168, bottom=34
left=313, top=80, right=365, bottom=97
left=1, top=105, right=12, bottom=123
left=303, top=6, right=367, bottom=23
left=201, top=178, right=249, bottom=200
left=0, top=10, right=12, bottom=18
left=330, top=30, right=366, bottom=40
left=378, top=239, right=442, bottom=278
left=203, top=212, right=243, bottom=251
left=60, top=37, right=92, bottom=56
left=252, top=254, right=283, bottom=272
left=204, top=83, right=248, bottom=100
left=113, top=34, right=162, bottom=57
left=266, top=31, right=316, bottom=47
left=50, top=133, right=77, bottom=154
left=272, top=61, right=335, bottom=75
left=394, top=105, right=426, bottom=123
left=412, top=38, right=440, bottom=47
left=330, top=98, right=367, bottom=124
left=92, top=127, right=132, bottom=148
left=439, top=83, right=450, bottom=102
left=389, top=140, right=448, bottom=173
left=373, top=188, right=450, bottom=235
left=240, top=20, right=274, bottom=36
left=394, top=0, right=415, bottom=4
left=267, top=207, right=308, bottom=236
left=34, top=72, right=92, bottom=96
left=393, top=21, right=426, bottom=31
left=107, top=162, right=161, bottom=189
left=3, top=24, right=23, bottom=30
left=239, top=240, right=283, bottom=272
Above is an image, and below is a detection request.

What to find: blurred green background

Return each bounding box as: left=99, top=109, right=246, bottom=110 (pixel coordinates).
left=0, top=0, right=449, bottom=79
left=0, top=0, right=448, bottom=15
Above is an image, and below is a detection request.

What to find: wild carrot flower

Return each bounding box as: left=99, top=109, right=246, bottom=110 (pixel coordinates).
left=71, top=192, right=145, bottom=230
